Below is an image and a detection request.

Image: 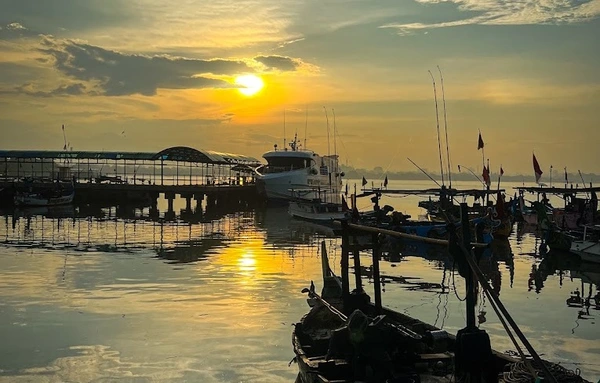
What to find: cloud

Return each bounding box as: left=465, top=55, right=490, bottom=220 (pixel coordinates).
left=0, top=22, right=40, bottom=39
left=1, top=82, right=89, bottom=97
left=38, top=38, right=252, bottom=96
left=0, top=0, right=134, bottom=33
left=381, top=0, right=600, bottom=33
left=254, top=55, right=300, bottom=71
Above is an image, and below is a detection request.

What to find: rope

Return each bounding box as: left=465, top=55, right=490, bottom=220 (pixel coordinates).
left=501, top=360, right=585, bottom=383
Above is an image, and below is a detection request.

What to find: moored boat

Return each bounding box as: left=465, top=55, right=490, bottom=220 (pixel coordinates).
left=292, top=208, right=590, bottom=383
left=569, top=225, right=600, bottom=263
left=13, top=181, right=74, bottom=207
left=255, top=136, right=343, bottom=203
left=288, top=195, right=350, bottom=225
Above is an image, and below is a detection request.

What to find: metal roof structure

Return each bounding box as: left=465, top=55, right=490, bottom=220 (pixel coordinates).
left=0, top=146, right=261, bottom=165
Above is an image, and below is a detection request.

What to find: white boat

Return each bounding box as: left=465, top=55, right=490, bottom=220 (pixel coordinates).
left=14, top=182, right=75, bottom=207
left=569, top=225, right=600, bottom=263
left=255, top=137, right=343, bottom=202
left=288, top=193, right=350, bottom=224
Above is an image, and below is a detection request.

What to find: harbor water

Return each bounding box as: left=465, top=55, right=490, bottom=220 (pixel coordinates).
left=0, top=180, right=598, bottom=382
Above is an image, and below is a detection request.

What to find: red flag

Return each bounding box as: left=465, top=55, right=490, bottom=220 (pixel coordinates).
left=500, top=167, right=504, bottom=176
left=477, top=132, right=484, bottom=150
left=482, top=166, right=491, bottom=187
left=533, top=154, right=543, bottom=183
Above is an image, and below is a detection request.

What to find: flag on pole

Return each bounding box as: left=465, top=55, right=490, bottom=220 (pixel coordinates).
left=477, top=132, right=484, bottom=150
left=564, top=167, right=568, bottom=184
left=383, top=175, right=388, bottom=188
left=362, top=176, right=367, bottom=186
left=500, top=166, right=504, bottom=176
left=533, top=154, right=543, bottom=183
left=457, top=165, right=461, bottom=172
left=482, top=166, right=491, bottom=187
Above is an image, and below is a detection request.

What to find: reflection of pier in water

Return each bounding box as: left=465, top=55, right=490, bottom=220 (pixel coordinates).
left=0, top=203, right=255, bottom=263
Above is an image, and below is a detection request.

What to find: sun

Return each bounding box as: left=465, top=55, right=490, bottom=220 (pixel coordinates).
left=235, top=74, right=264, bottom=96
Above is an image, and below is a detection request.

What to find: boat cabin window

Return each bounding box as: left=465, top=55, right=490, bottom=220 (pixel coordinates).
left=263, top=157, right=311, bottom=173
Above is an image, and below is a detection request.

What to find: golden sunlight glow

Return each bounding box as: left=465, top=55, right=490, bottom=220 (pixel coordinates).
left=235, top=75, right=264, bottom=96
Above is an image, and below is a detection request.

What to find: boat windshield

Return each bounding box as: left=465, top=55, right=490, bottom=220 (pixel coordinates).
left=261, top=157, right=312, bottom=174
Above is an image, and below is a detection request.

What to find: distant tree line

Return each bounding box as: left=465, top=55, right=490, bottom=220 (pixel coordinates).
left=340, top=165, right=597, bottom=184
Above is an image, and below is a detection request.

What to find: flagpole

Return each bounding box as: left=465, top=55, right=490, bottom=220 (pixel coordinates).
left=480, top=129, right=485, bottom=174
left=497, top=165, right=502, bottom=192
left=486, top=158, right=490, bottom=206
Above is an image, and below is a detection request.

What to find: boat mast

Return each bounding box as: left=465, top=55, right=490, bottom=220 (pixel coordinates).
left=304, top=106, right=308, bottom=150
left=438, top=66, right=452, bottom=188
left=428, top=70, right=445, bottom=186
left=323, top=106, right=330, bottom=157
left=332, top=108, right=338, bottom=173
left=283, top=109, right=287, bottom=151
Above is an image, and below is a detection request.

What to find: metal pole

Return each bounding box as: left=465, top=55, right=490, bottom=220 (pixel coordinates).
left=460, top=203, right=476, bottom=329
left=160, top=159, right=164, bottom=185
left=372, top=232, right=382, bottom=314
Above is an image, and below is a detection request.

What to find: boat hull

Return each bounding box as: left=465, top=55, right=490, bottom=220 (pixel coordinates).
left=257, top=169, right=339, bottom=201
left=570, top=240, right=600, bottom=263
left=14, top=193, right=74, bottom=207
left=288, top=201, right=348, bottom=224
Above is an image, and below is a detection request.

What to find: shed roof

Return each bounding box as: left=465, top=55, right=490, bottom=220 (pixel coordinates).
left=0, top=146, right=261, bottom=165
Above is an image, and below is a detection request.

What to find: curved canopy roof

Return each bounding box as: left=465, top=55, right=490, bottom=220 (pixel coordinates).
left=0, top=146, right=260, bottom=165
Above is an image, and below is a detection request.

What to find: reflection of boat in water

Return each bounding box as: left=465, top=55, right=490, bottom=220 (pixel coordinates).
left=13, top=204, right=76, bottom=219
left=255, top=206, right=337, bottom=246
left=155, top=237, right=225, bottom=264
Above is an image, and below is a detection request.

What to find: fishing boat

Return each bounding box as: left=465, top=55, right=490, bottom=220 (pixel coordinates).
left=288, top=192, right=350, bottom=225
left=255, top=135, right=343, bottom=203
left=13, top=181, right=74, bottom=207
left=569, top=225, right=600, bottom=263
left=292, top=209, right=590, bottom=383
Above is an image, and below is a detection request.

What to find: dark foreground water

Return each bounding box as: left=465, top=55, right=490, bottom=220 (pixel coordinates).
left=0, top=181, right=599, bottom=382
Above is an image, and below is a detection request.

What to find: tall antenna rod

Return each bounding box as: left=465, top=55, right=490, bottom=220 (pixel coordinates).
left=304, top=105, right=308, bottom=150
left=323, top=106, right=330, bottom=157
left=62, top=124, right=67, bottom=150
left=332, top=108, right=338, bottom=175
left=428, top=70, right=445, bottom=186
left=438, top=65, right=452, bottom=188
left=283, top=109, right=286, bottom=150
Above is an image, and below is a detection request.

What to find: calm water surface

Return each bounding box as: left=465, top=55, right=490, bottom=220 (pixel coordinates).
left=0, top=180, right=598, bottom=382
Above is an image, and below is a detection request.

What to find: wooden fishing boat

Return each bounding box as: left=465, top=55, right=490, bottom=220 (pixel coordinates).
left=569, top=225, right=600, bottom=264
left=292, top=213, right=590, bottom=383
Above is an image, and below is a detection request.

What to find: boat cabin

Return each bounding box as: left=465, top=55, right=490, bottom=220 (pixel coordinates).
left=258, top=150, right=316, bottom=174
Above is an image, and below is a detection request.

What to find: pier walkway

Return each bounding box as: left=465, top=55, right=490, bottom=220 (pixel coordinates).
left=0, top=146, right=262, bottom=208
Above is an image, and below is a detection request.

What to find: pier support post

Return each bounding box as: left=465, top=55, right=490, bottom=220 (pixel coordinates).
left=194, top=194, right=204, bottom=214
left=165, top=192, right=175, bottom=214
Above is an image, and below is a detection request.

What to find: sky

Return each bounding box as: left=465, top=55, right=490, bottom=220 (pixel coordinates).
left=1, top=0, right=599, bottom=176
